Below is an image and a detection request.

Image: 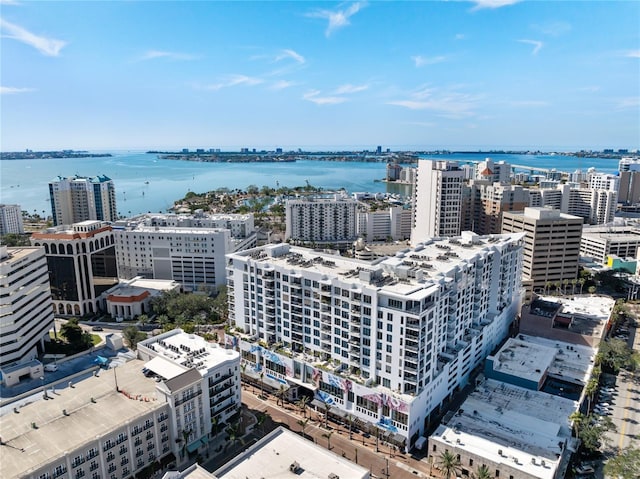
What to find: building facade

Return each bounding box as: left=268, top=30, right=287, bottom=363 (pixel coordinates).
left=357, top=206, right=412, bottom=241
left=30, top=221, right=118, bottom=316
left=137, top=329, right=242, bottom=463
left=580, top=225, right=640, bottom=264
left=226, top=232, right=524, bottom=448
left=501, top=208, right=583, bottom=294
left=0, top=204, right=25, bottom=235
left=411, top=160, right=464, bottom=245
left=285, top=196, right=359, bottom=245
left=0, top=245, right=55, bottom=367
left=49, top=175, right=117, bottom=226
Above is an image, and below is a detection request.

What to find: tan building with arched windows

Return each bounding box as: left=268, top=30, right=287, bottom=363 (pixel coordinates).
left=31, top=220, right=119, bottom=317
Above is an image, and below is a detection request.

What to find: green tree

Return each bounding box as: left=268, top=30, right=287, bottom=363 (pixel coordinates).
left=256, top=411, right=269, bottom=436
left=1, top=233, right=30, bottom=246
left=603, top=444, right=640, bottom=479
left=569, top=411, right=585, bottom=437
left=322, top=430, right=334, bottom=450
left=224, top=421, right=244, bottom=452
left=60, top=318, right=84, bottom=346
left=276, top=384, right=289, bottom=407
left=322, top=402, right=331, bottom=429
left=473, top=464, right=493, bottom=479
left=122, top=326, right=146, bottom=351
left=297, top=418, right=309, bottom=439
left=436, top=450, right=461, bottom=479
left=297, top=396, right=309, bottom=418
left=599, top=338, right=638, bottom=373
left=585, top=378, right=599, bottom=411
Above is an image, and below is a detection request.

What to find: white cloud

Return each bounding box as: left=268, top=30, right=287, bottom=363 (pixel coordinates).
left=578, top=86, right=600, bottom=93
left=624, top=50, right=640, bottom=58
left=518, top=39, right=543, bottom=55
left=532, top=21, right=571, bottom=37
left=388, top=86, right=480, bottom=119
left=470, top=0, right=520, bottom=11
left=509, top=100, right=549, bottom=108
left=616, top=97, right=640, bottom=110
left=455, top=34, right=466, bottom=40
left=270, top=80, right=297, bottom=90
left=0, top=0, right=21, bottom=5
left=197, top=75, right=264, bottom=91
left=0, top=85, right=35, bottom=94
left=275, top=49, right=305, bottom=64
left=334, top=83, right=368, bottom=94
left=306, top=1, right=367, bottom=37
left=0, top=18, right=66, bottom=56
left=412, top=55, right=447, bottom=67
left=303, top=90, right=347, bottom=105
left=140, top=50, right=198, bottom=61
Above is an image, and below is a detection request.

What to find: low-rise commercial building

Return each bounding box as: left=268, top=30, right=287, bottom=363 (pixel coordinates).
left=100, top=277, right=181, bottom=320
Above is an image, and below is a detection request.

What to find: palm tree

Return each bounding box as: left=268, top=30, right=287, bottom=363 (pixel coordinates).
left=585, top=378, right=599, bottom=411
left=436, top=450, right=461, bottom=479
left=563, top=279, right=569, bottom=296
left=224, top=421, right=243, bottom=452
left=297, top=418, right=309, bottom=439
left=569, top=411, right=584, bottom=437
left=346, top=414, right=354, bottom=440
left=322, top=401, right=331, bottom=429
left=473, top=464, right=492, bottom=479
left=297, top=396, right=309, bottom=418
left=322, top=430, right=334, bottom=450
left=211, top=416, right=219, bottom=437
left=578, top=277, right=586, bottom=294
left=571, top=278, right=578, bottom=295
left=544, top=281, right=552, bottom=295
left=259, top=371, right=265, bottom=399
left=256, top=411, right=268, bottom=436
left=277, top=384, right=289, bottom=407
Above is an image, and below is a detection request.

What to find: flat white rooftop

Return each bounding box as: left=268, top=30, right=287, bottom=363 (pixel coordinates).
left=0, top=360, right=162, bottom=479
left=141, top=330, right=239, bottom=374
left=431, top=378, right=577, bottom=479
left=490, top=338, right=555, bottom=385
left=235, top=232, right=523, bottom=296
left=519, top=334, right=596, bottom=386
left=213, top=426, right=369, bottom=479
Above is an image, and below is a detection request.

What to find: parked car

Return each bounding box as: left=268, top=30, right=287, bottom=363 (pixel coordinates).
left=92, top=325, right=103, bottom=331
left=44, top=363, right=58, bottom=372
left=575, top=465, right=595, bottom=475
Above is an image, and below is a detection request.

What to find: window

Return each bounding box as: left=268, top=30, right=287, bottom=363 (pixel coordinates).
left=106, top=451, right=114, bottom=462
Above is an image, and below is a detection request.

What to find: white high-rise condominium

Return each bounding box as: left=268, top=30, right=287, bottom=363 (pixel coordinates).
left=411, top=160, right=464, bottom=245
left=49, top=175, right=117, bottom=226
left=0, top=245, right=55, bottom=366
left=226, top=231, right=524, bottom=449
left=285, top=195, right=358, bottom=245
left=0, top=204, right=25, bottom=235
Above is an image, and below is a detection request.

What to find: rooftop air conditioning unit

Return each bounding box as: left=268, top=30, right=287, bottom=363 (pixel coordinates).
left=328, top=474, right=340, bottom=479
left=290, top=462, right=300, bottom=473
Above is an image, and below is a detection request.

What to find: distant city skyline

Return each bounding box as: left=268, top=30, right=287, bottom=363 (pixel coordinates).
left=1, top=1, right=638, bottom=151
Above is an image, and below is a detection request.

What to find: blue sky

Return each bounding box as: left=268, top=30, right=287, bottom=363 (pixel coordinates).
left=1, top=0, right=638, bottom=151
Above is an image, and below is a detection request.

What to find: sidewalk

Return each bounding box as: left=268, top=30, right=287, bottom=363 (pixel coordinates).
left=236, top=382, right=441, bottom=479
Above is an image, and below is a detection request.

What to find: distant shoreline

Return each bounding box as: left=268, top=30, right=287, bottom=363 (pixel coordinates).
left=1, top=151, right=113, bottom=160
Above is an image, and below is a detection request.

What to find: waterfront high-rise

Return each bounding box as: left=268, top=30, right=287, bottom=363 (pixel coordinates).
left=226, top=232, right=524, bottom=449
left=285, top=195, right=358, bottom=246
left=49, top=175, right=117, bottom=226
left=0, top=245, right=55, bottom=367
left=411, top=160, right=464, bottom=245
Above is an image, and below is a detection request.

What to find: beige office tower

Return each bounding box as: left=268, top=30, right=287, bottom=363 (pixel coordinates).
left=411, top=159, right=464, bottom=245
left=501, top=207, right=583, bottom=296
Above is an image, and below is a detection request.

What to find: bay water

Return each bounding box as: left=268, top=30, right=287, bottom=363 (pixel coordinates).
left=0, top=152, right=620, bottom=217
